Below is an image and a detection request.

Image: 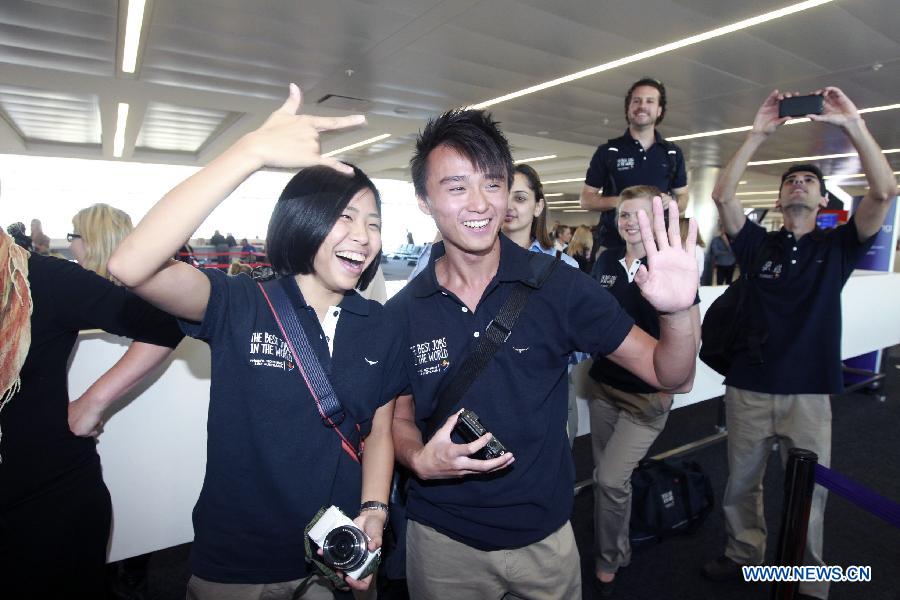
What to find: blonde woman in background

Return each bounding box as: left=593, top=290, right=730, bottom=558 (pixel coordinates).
left=1, top=202, right=182, bottom=598
left=567, top=225, right=595, bottom=274
left=69, top=203, right=134, bottom=284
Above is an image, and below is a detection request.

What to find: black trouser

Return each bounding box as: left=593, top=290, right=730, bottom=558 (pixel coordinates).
left=716, top=264, right=735, bottom=285
left=0, top=461, right=112, bottom=599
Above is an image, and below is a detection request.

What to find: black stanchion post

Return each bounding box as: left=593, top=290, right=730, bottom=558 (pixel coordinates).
left=771, top=448, right=818, bottom=600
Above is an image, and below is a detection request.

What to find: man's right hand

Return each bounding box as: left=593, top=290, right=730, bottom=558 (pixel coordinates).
left=751, top=89, right=791, bottom=135
left=411, top=411, right=515, bottom=480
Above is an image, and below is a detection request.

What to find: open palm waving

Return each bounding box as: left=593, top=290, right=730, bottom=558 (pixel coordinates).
left=633, top=196, right=698, bottom=313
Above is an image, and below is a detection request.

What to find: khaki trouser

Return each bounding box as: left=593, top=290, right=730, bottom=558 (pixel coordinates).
left=587, top=380, right=670, bottom=574
left=187, top=572, right=376, bottom=600
left=723, top=386, right=831, bottom=599
left=406, top=520, right=581, bottom=600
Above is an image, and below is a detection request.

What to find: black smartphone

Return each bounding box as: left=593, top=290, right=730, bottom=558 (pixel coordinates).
left=779, top=94, right=824, bottom=118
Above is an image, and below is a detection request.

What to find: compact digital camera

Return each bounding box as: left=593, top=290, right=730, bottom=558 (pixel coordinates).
left=307, top=506, right=380, bottom=581
left=454, top=408, right=509, bottom=460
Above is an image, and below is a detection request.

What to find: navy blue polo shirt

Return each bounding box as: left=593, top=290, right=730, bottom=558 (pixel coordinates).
left=588, top=249, right=661, bottom=393
left=585, top=129, right=687, bottom=247
left=725, top=218, right=875, bottom=395
left=179, top=269, right=406, bottom=583
left=384, top=234, right=634, bottom=550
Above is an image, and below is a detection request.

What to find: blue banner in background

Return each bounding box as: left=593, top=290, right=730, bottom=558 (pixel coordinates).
left=852, top=196, right=897, bottom=272
left=844, top=196, right=898, bottom=388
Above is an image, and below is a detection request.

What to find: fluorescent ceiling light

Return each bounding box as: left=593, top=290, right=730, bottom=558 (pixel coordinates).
left=669, top=102, right=900, bottom=142
left=739, top=181, right=748, bottom=185
left=113, top=102, right=129, bottom=158
left=748, top=148, right=899, bottom=166
left=825, top=181, right=852, bottom=204
left=467, top=0, right=835, bottom=110
left=546, top=201, right=582, bottom=206
left=323, top=133, right=391, bottom=157
left=544, top=193, right=564, bottom=197
left=735, top=190, right=779, bottom=196
left=824, top=170, right=900, bottom=179
left=121, top=0, right=148, bottom=74
left=514, top=154, right=557, bottom=164
left=543, top=177, right=585, bottom=184
left=562, top=209, right=589, bottom=213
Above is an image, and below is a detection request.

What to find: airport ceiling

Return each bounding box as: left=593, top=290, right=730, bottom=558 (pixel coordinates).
left=1, top=0, right=899, bottom=208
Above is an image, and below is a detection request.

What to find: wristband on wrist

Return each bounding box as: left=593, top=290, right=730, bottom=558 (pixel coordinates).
left=359, top=500, right=389, bottom=517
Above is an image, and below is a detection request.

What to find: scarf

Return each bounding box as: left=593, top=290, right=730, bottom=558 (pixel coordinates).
left=0, top=229, right=32, bottom=460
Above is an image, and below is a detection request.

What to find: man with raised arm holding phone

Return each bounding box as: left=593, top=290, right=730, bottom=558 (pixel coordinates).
left=386, top=108, right=701, bottom=598
left=701, top=87, right=897, bottom=600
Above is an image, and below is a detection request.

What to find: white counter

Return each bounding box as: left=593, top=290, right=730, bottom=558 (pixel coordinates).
left=67, top=271, right=900, bottom=561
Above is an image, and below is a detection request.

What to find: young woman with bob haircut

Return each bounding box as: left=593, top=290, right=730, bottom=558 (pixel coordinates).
left=109, top=84, right=407, bottom=600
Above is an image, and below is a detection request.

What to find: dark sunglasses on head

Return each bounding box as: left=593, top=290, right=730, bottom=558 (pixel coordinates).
left=67, top=233, right=82, bottom=242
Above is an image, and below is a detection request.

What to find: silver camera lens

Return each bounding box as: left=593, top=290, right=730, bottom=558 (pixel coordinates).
left=322, top=525, right=368, bottom=571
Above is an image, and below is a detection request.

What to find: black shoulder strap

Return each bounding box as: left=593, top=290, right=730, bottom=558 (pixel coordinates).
left=662, top=140, right=679, bottom=191
left=425, top=253, right=559, bottom=435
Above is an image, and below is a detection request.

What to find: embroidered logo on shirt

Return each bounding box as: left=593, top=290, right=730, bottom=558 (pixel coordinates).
left=599, top=274, right=617, bottom=288
left=411, top=337, right=450, bottom=376
left=249, top=331, right=295, bottom=371
left=364, top=357, right=378, bottom=366
left=513, top=347, right=529, bottom=354
left=616, top=157, right=635, bottom=171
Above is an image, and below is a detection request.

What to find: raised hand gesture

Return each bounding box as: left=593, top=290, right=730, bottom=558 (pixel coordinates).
left=634, top=197, right=698, bottom=314
left=751, top=89, right=790, bottom=135
left=808, top=86, right=862, bottom=128
left=243, top=83, right=365, bottom=174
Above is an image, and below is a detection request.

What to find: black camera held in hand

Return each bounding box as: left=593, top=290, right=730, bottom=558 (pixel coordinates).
left=454, top=408, right=509, bottom=460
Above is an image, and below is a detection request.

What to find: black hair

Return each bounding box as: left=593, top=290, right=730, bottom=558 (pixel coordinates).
left=625, top=78, right=667, bottom=125
left=781, top=164, right=827, bottom=197
left=265, top=164, right=381, bottom=291
left=410, top=109, right=514, bottom=200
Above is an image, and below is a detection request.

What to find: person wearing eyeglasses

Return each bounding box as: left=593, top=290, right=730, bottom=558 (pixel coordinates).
left=580, top=78, right=689, bottom=257
left=0, top=204, right=183, bottom=598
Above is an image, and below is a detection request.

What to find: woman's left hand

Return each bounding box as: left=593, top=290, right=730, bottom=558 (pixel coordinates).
left=634, top=196, right=699, bottom=314
left=68, top=396, right=105, bottom=437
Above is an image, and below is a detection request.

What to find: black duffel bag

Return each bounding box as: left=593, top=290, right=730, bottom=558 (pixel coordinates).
left=629, top=458, right=714, bottom=547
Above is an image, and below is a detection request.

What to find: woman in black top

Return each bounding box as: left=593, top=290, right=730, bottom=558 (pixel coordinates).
left=0, top=226, right=183, bottom=598
left=586, top=185, right=700, bottom=596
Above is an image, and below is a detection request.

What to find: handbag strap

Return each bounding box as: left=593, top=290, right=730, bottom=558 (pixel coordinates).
left=425, top=252, right=559, bottom=436
left=258, top=278, right=361, bottom=463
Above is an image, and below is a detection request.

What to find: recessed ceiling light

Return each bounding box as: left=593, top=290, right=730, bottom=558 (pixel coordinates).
left=747, top=148, right=899, bottom=166
left=514, top=154, right=557, bottom=164
left=113, top=102, right=129, bottom=158
left=466, top=0, right=835, bottom=110
left=543, top=177, right=585, bottom=184
left=323, top=133, right=391, bottom=157
left=668, top=102, right=900, bottom=141
left=121, top=0, right=148, bottom=74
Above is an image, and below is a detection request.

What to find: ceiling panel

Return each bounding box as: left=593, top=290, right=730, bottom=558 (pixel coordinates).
left=136, top=102, right=235, bottom=153
left=0, top=0, right=896, bottom=194
left=0, top=84, right=100, bottom=145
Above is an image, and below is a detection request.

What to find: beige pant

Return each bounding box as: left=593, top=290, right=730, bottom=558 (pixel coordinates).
left=723, top=386, right=831, bottom=599
left=186, top=573, right=376, bottom=600
left=588, top=383, right=669, bottom=574
left=406, top=520, right=581, bottom=600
